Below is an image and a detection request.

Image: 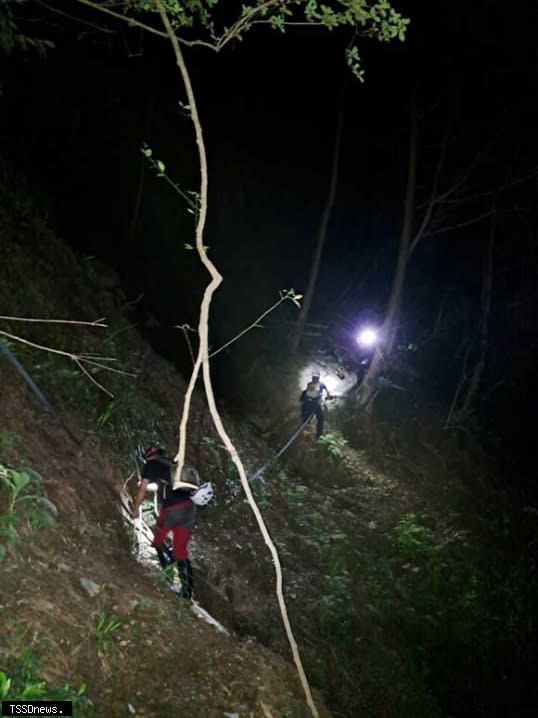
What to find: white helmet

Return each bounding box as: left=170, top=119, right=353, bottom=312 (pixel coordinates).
left=191, top=482, right=214, bottom=506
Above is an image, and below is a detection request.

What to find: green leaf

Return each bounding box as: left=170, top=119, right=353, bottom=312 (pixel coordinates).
left=10, top=470, right=31, bottom=502
left=0, top=672, right=11, bottom=698
left=22, top=681, right=48, bottom=698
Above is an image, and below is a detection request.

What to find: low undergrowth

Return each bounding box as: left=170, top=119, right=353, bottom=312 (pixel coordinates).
left=0, top=650, right=94, bottom=716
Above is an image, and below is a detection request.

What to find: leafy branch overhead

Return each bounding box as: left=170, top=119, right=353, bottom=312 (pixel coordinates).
left=0, top=4, right=54, bottom=56
left=87, top=0, right=410, bottom=80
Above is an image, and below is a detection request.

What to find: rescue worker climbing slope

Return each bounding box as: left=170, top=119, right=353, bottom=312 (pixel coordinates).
left=131, top=446, right=199, bottom=599
left=300, top=370, right=331, bottom=439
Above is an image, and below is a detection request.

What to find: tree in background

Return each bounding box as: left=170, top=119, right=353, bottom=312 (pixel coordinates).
left=290, top=101, right=344, bottom=354
left=355, top=100, right=529, bottom=412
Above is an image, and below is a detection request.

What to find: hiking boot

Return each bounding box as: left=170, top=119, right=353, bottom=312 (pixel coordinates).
left=177, top=559, right=193, bottom=600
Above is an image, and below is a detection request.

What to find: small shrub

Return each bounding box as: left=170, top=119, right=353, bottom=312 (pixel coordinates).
left=317, top=432, right=348, bottom=459
left=0, top=462, right=57, bottom=563
left=94, top=612, right=121, bottom=656
left=394, top=512, right=437, bottom=560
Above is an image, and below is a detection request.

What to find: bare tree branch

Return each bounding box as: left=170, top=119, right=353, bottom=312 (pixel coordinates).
left=437, top=166, right=538, bottom=205
left=409, top=130, right=499, bottom=255
left=209, top=291, right=296, bottom=359
left=0, top=329, right=134, bottom=396
left=74, top=357, right=113, bottom=396
left=445, top=209, right=497, bottom=427
left=74, top=0, right=167, bottom=38
left=35, top=0, right=115, bottom=34
left=176, top=323, right=197, bottom=366
left=0, top=315, right=106, bottom=327
left=155, top=3, right=320, bottom=715
left=408, top=122, right=448, bottom=256
left=424, top=208, right=494, bottom=237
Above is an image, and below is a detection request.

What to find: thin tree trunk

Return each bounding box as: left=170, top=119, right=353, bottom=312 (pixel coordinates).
left=445, top=346, right=470, bottom=429
left=358, top=107, right=417, bottom=408
left=290, top=104, right=344, bottom=354
left=460, top=208, right=496, bottom=416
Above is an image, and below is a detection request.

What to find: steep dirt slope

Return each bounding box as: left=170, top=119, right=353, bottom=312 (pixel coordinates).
left=0, top=166, right=332, bottom=717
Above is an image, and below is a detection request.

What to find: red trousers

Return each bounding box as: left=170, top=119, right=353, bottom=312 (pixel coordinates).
left=151, top=502, right=193, bottom=561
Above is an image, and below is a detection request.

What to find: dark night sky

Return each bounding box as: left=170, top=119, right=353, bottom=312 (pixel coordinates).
left=1, top=0, right=537, bottom=492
